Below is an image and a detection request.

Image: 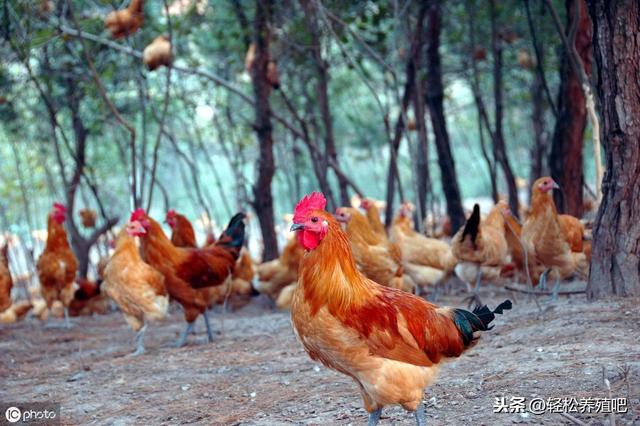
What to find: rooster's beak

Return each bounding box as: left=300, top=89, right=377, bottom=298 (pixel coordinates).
left=290, top=223, right=304, bottom=232
left=552, top=182, right=560, bottom=190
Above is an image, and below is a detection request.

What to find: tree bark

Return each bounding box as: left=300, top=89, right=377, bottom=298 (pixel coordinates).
left=549, top=0, right=592, bottom=217
left=251, top=0, right=279, bottom=261
left=425, top=1, right=466, bottom=233
left=587, top=0, right=640, bottom=298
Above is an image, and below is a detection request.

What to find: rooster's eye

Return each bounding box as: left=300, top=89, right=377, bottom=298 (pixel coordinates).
left=311, top=217, right=318, bottom=223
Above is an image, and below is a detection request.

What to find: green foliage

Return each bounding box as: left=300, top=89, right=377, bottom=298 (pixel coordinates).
left=0, top=0, right=592, bottom=236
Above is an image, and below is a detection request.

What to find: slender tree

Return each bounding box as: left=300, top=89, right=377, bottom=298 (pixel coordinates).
left=250, top=0, right=279, bottom=261
left=587, top=0, right=640, bottom=298
left=424, top=1, right=465, bottom=233
left=489, top=0, right=519, bottom=217
left=548, top=0, right=592, bottom=217
left=305, top=1, right=350, bottom=206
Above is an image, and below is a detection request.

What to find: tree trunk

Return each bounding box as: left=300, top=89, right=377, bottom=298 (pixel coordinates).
left=413, top=80, right=430, bottom=230
left=587, top=0, right=640, bottom=298
left=467, top=2, right=498, bottom=203
left=384, top=7, right=425, bottom=228
left=303, top=2, right=348, bottom=207
left=490, top=0, right=520, bottom=217
left=528, top=0, right=548, bottom=190
left=529, top=58, right=547, bottom=196
left=251, top=0, right=279, bottom=261
left=425, top=2, right=466, bottom=233
left=549, top=0, right=592, bottom=217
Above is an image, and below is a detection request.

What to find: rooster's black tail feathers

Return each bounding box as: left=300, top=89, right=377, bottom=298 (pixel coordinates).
left=453, top=300, right=512, bottom=347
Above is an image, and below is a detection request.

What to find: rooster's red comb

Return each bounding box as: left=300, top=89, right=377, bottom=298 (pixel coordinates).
left=166, top=209, right=176, bottom=219
left=293, top=192, right=326, bottom=223
left=130, top=208, right=147, bottom=222
left=53, top=202, right=66, bottom=212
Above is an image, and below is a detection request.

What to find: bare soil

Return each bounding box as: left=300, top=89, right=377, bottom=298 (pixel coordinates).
left=1, top=286, right=639, bottom=426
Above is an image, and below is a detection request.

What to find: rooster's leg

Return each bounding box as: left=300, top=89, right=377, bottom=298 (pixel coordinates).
left=538, top=269, right=550, bottom=291
left=63, top=308, right=71, bottom=328
left=130, top=324, right=147, bottom=356
left=203, top=310, right=214, bottom=342
left=474, top=268, right=482, bottom=293
left=414, top=401, right=426, bottom=426
left=175, top=322, right=195, bottom=348
left=465, top=268, right=483, bottom=307
left=367, top=408, right=382, bottom=426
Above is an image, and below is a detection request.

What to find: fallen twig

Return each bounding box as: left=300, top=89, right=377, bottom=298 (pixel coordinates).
left=504, top=285, right=585, bottom=296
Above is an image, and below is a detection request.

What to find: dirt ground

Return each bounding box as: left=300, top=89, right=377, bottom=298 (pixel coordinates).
left=1, top=286, right=639, bottom=426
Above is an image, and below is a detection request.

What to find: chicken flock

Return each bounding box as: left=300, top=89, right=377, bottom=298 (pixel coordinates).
left=0, top=176, right=593, bottom=424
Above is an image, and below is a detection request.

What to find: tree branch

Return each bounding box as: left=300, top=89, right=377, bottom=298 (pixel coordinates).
left=64, top=5, right=139, bottom=207
left=523, top=0, right=558, bottom=118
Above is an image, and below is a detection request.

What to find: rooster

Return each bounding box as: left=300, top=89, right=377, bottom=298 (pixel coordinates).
left=0, top=241, right=13, bottom=313
left=521, top=177, right=588, bottom=299
left=104, top=0, right=144, bottom=39
left=36, top=203, right=78, bottom=327
left=128, top=209, right=245, bottom=346
left=451, top=203, right=508, bottom=305
left=290, top=192, right=511, bottom=425
left=167, top=209, right=256, bottom=311
left=103, top=228, right=168, bottom=356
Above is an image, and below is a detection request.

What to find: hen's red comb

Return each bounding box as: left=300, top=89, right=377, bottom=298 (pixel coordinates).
left=130, top=208, right=147, bottom=222
left=166, top=209, right=176, bottom=219
left=293, top=192, right=326, bottom=223
left=53, top=202, right=66, bottom=212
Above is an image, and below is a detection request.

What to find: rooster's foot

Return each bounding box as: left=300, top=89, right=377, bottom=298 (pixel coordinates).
left=367, top=408, right=382, bottom=426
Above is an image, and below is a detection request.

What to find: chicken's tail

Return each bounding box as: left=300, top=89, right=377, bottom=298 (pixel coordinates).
left=217, top=213, right=246, bottom=250
left=460, top=204, right=481, bottom=248
left=453, top=300, right=512, bottom=346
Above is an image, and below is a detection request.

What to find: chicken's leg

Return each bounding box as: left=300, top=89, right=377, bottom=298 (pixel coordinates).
left=538, top=269, right=550, bottom=291
left=176, top=321, right=195, bottom=348
left=465, top=268, right=483, bottom=307
left=367, top=408, right=382, bottom=426
left=130, top=324, right=147, bottom=356
left=63, top=307, right=72, bottom=328
left=414, top=401, right=427, bottom=426
left=550, top=277, right=561, bottom=302
left=44, top=308, right=71, bottom=329
left=203, top=310, right=214, bottom=343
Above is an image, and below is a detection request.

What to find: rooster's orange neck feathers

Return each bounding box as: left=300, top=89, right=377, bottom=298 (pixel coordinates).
left=45, top=215, right=71, bottom=251
left=298, top=215, right=374, bottom=316
left=138, top=216, right=182, bottom=263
